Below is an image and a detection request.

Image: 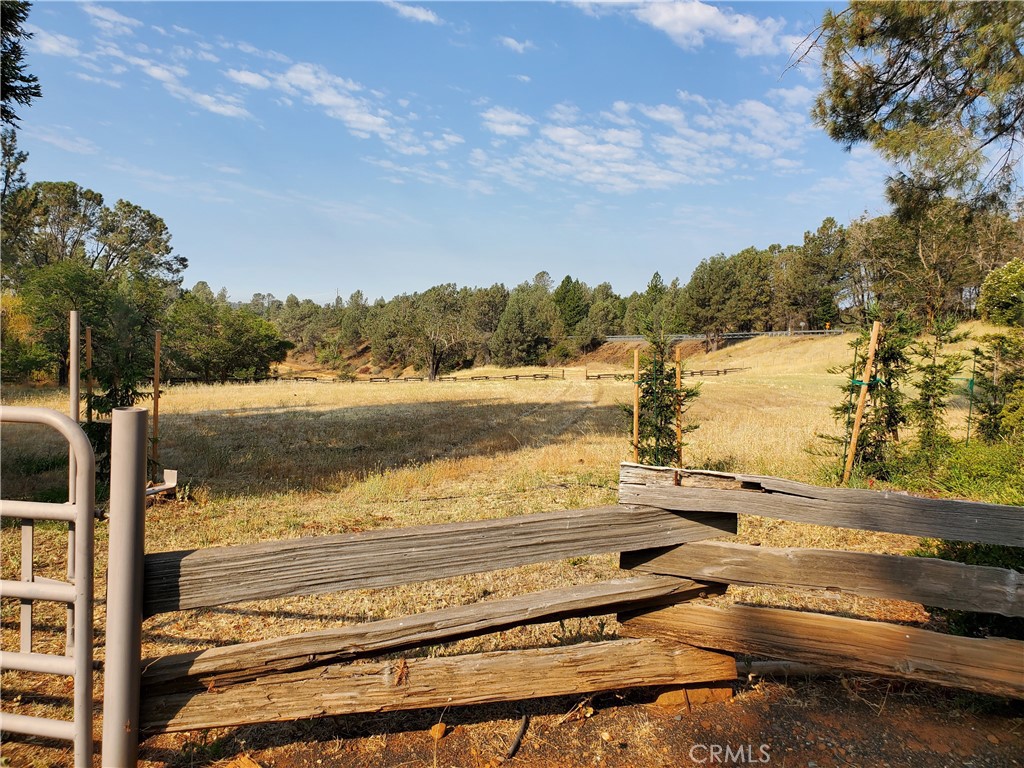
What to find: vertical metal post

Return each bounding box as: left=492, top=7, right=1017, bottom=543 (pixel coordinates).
left=67, top=310, right=80, bottom=652
left=72, top=414, right=96, bottom=768
left=102, top=407, right=147, bottom=767
left=19, top=519, right=32, bottom=652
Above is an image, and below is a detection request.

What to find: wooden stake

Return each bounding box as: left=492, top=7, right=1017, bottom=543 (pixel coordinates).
left=632, top=349, right=641, bottom=463
left=153, top=330, right=161, bottom=473
left=675, top=346, right=683, bottom=468
left=85, top=326, right=93, bottom=424
left=842, top=321, right=882, bottom=485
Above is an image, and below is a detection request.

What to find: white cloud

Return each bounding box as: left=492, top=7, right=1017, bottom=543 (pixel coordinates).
left=226, top=69, right=271, bottom=89
left=29, top=126, right=99, bottom=155
left=166, top=83, right=251, bottom=118
left=513, top=74, right=532, bottom=83
left=274, top=62, right=393, bottom=139
left=99, top=43, right=251, bottom=119
left=499, top=36, right=535, bottom=54
left=73, top=72, right=122, bottom=88
left=634, top=1, right=789, bottom=57
left=548, top=103, right=581, bottom=124
left=234, top=41, right=291, bottom=64
left=381, top=1, right=444, bottom=25
left=466, top=86, right=818, bottom=196
left=767, top=84, right=816, bottom=109
left=82, top=4, right=143, bottom=36
left=481, top=106, right=535, bottom=137
left=26, top=25, right=81, bottom=57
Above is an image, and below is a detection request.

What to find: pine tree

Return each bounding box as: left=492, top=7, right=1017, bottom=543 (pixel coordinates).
left=630, top=333, right=700, bottom=467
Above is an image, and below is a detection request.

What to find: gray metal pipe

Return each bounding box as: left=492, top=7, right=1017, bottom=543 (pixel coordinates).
left=0, top=499, right=79, bottom=522
left=0, top=712, right=77, bottom=742
left=2, top=579, right=76, bottom=603
left=0, top=405, right=95, bottom=767
left=68, top=310, right=80, bottom=655
left=102, top=407, right=147, bottom=768
left=0, top=650, right=77, bottom=676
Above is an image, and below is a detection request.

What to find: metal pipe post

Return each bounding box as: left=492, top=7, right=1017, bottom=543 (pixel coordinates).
left=67, top=311, right=80, bottom=653
left=102, top=407, right=148, bottom=767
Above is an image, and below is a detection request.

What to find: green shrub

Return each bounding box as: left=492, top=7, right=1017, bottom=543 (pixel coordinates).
left=906, top=441, right=1023, bottom=640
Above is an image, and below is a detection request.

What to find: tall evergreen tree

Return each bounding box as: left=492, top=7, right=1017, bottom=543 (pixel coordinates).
left=1, top=1, right=41, bottom=125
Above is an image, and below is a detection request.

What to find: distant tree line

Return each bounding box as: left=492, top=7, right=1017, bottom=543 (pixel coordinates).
left=229, top=206, right=1020, bottom=380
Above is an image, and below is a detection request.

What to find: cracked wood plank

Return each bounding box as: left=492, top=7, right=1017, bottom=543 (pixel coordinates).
left=621, top=540, right=1024, bottom=617
left=144, top=505, right=735, bottom=615
left=618, top=464, right=1023, bottom=546
left=140, top=638, right=737, bottom=733
left=622, top=603, right=1024, bottom=699
left=142, top=574, right=725, bottom=691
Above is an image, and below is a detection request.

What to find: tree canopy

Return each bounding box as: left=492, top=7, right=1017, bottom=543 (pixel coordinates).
left=813, top=1, right=1024, bottom=210
left=1, top=0, right=41, bottom=125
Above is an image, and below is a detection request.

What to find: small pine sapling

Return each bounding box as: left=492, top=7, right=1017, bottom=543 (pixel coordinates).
left=629, top=332, right=700, bottom=467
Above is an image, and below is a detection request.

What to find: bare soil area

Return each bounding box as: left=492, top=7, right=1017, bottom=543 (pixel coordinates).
left=131, top=677, right=1024, bottom=768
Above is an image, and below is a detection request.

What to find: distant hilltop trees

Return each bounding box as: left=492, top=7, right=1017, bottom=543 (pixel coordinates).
left=233, top=205, right=1021, bottom=378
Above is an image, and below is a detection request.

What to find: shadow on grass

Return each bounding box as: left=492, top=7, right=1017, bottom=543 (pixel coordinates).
left=156, top=396, right=624, bottom=496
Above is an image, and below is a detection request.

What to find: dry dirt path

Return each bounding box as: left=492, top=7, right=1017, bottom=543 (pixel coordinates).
left=133, top=677, right=1023, bottom=768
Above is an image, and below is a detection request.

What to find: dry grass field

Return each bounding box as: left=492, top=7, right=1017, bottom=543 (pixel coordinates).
left=2, top=331, right=1019, bottom=767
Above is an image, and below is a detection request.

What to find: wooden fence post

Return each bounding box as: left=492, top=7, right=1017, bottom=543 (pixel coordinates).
left=675, top=346, right=683, bottom=467
left=633, top=349, right=640, bottom=463
left=842, top=321, right=882, bottom=485
left=153, top=330, right=161, bottom=475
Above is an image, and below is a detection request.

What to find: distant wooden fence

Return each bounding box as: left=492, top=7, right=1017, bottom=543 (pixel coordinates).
left=99, top=463, right=1021, bottom=755
left=586, top=367, right=749, bottom=380
left=164, top=372, right=567, bottom=385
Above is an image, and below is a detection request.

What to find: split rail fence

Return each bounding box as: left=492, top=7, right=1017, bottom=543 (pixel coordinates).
left=3, top=408, right=1023, bottom=767
left=123, top=460, right=1023, bottom=762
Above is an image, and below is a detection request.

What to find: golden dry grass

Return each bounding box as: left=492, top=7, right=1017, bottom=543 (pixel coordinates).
left=0, top=331, right=985, bottom=766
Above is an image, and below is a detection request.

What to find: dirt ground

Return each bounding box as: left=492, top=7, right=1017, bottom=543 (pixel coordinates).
left=126, top=676, right=1024, bottom=768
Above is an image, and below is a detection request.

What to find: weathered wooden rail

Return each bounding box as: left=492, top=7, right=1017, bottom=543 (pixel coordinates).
left=617, top=464, right=1024, bottom=698
left=135, top=503, right=736, bottom=735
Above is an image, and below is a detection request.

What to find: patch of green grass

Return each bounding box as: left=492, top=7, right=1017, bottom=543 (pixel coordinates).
left=892, top=440, right=1024, bottom=505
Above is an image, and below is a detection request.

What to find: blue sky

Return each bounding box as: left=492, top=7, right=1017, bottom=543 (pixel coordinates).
left=20, top=1, right=895, bottom=304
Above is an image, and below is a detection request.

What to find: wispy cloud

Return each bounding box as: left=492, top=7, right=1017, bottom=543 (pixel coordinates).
left=498, top=36, right=535, bottom=54
left=225, top=69, right=272, bottom=89
left=633, top=1, right=800, bottom=57
left=481, top=106, right=535, bottom=137
left=82, top=4, right=143, bottom=37
left=28, top=126, right=100, bottom=155
left=26, top=25, right=82, bottom=57
left=73, top=72, right=122, bottom=88
left=274, top=62, right=393, bottom=139
left=224, top=40, right=291, bottom=64
left=381, top=1, right=444, bottom=26
left=98, top=43, right=251, bottom=118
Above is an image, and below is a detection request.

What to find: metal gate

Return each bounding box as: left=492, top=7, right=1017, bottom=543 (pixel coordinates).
left=0, top=405, right=96, bottom=768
